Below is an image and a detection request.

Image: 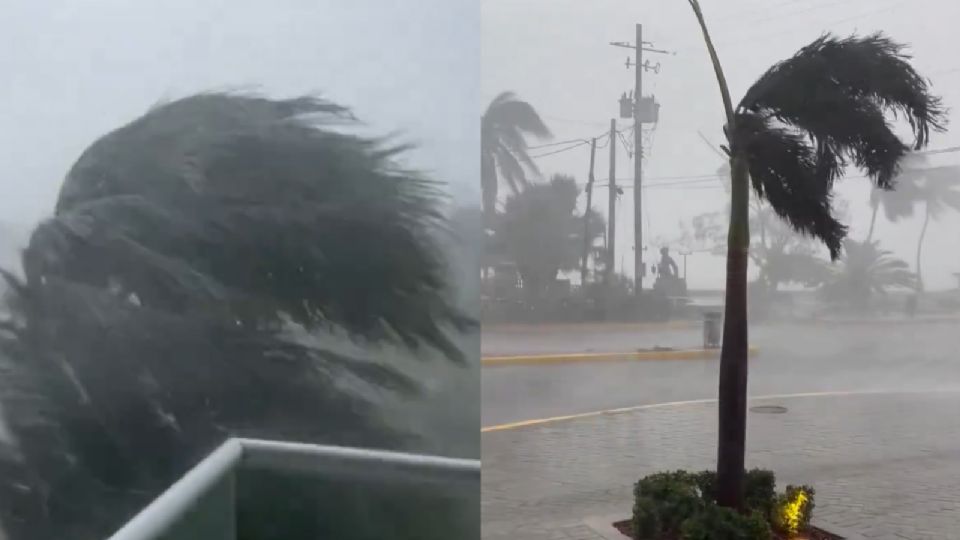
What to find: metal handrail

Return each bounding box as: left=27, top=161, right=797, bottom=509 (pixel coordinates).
left=106, top=438, right=480, bottom=540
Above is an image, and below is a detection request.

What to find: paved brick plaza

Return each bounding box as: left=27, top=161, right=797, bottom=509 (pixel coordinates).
left=482, top=391, right=960, bottom=540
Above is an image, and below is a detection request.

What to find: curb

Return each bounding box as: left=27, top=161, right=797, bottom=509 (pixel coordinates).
left=582, top=515, right=867, bottom=540
left=813, top=520, right=868, bottom=540
left=481, top=320, right=699, bottom=334
left=582, top=515, right=629, bottom=540
left=481, top=346, right=758, bottom=367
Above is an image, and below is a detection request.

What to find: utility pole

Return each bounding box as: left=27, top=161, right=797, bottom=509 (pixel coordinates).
left=633, top=24, right=644, bottom=297
left=605, top=119, right=617, bottom=288
left=611, top=27, right=671, bottom=297
left=580, top=138, right=598, bottom=286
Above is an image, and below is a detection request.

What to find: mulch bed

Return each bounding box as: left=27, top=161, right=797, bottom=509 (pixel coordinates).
left=612, top=518, right=844, bottom=539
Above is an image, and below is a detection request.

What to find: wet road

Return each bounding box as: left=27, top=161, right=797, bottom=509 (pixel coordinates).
left=481, top=320, right=960, bottom=427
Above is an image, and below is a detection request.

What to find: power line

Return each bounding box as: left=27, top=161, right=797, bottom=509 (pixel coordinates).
left=527, top=137, right=592, bottom=150
left=529, top=140, right=592, bottom=158
left=527, top=127, right=612, bottom=150
left=592, top=156, right=960, bottom=187
left=541, top=115, right=610, bottom=128
left=528, top=126, right=631, bottom=158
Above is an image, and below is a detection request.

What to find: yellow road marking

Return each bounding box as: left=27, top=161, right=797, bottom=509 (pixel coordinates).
left=482, top=346, right=758, bottom=367
left=483, top=320, right=699, bottom=334
left=480, top=389, right=960, bottom=433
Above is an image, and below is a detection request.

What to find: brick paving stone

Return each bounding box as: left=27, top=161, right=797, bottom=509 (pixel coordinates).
left=482, top=391, right=960, bottom=539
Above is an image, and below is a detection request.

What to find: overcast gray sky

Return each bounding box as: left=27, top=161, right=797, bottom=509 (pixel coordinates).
left=483, top=0, right=960, bottom=290
left=0, top=0, right=479, bottom=228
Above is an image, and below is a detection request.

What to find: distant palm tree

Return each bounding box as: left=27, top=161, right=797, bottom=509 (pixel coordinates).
left=481, top=92, right=551, bottom=220
left=821, top=239, right=916, bottom=311
left=498, top=174, right=603, bottom=301
left=912, top=165, right=960, bottom=290
left=0, top=93, right=472, bottom=539
left=865, top=153, right=925, bottom=242
left=867, top=158, right=960, bottom=290
left=687, top=0, right=944, bottom=509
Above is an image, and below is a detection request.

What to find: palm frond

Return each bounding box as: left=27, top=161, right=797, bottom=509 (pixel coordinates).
left=734, top=114, right=847, bottom=259
left=482, top=93, right=552, bottom=139
left=39, top=93, right=473, bottom=362
left=493, top=143, right=529, bottom=194
left=740, top=33, right=945, bottom=156
left=0, top=270, right=413, bottom=539
left=480, top=92, right=552, bottom=217
left=734, top=33, right=945, bottom=259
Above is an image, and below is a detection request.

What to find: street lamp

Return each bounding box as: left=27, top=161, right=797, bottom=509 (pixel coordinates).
left=679, top=250, right=692, bottom=280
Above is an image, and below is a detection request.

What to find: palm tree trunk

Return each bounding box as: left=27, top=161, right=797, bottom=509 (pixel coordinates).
left=916, top=202, right=930, bottom=292
left=481, top=152, right=498, bottom=223
left=866, top=204, right=879, bottom=242
left=717, top=154, right=751, bottom=509
left=685, top=0, right=747, bottom=510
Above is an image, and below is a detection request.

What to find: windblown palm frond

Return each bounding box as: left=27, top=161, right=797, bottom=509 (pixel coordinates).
left=733, top=33, right=947, bottom=259
left=42, top=93, right=472, bottom=360
left=0, top=272, right=412, bottom=539
left=481, top=92, right=552, bottom=218
left=0, top=93, right=473, bottom=539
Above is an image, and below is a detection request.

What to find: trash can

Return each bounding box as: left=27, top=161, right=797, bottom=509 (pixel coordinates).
left=703, top=312, right=721, bottom=349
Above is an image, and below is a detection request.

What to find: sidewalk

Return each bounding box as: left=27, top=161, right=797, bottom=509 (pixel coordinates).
left=482, top=391, right=960, bottom=540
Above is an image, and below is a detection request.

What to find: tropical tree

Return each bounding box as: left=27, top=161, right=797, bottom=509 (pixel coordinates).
left=481, top=92, right=552, bottom=220
left=821, top=239, right=917, bottom=311
left=689, top=200, right=832, bottom=296
left=908, top=165, right=960, bottom=290
left=498, top=174, right=604, bottom=302
left=865, top=153, right=925, bottom=242
left=687, top=0, right=945, bottom=509
left=0, top=93, right=473, bottom=539
left=867, top=157, right=960, bottom=290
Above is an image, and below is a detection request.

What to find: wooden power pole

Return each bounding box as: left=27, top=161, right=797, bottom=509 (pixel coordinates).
left=580, top=138, right=597, bottom=286
left=611, top=26, right=670, bottom=297
left=633, top=23, right=644, bottom=296
left=605, top=119, right=617, bottom=287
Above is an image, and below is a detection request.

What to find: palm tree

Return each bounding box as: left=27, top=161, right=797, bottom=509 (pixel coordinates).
left=821, top=239, right=917, bottom=311
left=498, top=174, right=604, bottom=302
left=865, top=153, right=925, bottom=242
left=481, top=92, right=552, bottom=220
left=0, top=93, right=473, bottom=539
left=686, top=0, right=945, bottom=509
left=911, top=166, right=960, bottom=291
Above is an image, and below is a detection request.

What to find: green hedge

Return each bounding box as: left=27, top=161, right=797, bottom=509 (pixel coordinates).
left=631, top=469, right=813, bottom=540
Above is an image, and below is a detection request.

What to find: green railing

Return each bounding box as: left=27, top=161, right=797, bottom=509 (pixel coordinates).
left=106, top=438, right=480, bottom=540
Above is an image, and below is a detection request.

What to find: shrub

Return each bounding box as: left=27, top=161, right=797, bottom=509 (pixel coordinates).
left=632, top=497, right=661, bottom=539
left=692, top=470, right=717, bottom=502
left=632, top=471, right=705, bottom=538
left=632, top=469, right=811, bottom=540
left=772, top=485, right=815, bottom=536
left=680, top=505, right=771, bottom=540
left=690, top=469, right=775, bottom=518
left=743, top=469, right=777, bottom=520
